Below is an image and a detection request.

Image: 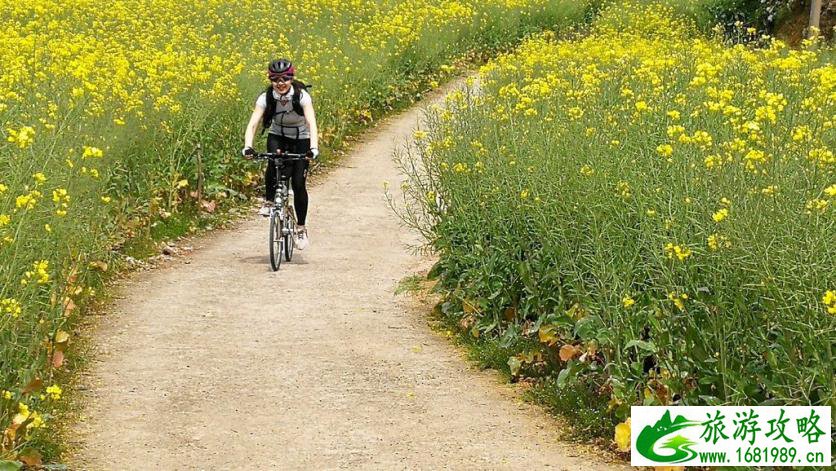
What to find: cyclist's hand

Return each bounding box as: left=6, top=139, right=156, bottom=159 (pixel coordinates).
left=241, top=146, right=255, bottom=159
left=306, top=148, right=319, bottom=160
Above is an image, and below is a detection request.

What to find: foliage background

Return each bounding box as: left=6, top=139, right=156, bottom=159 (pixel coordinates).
left=1, top=0, right=830, bottom=464
left=396, top=0, right=835, bottom=457
left=0, top=0, right=593, bottom=461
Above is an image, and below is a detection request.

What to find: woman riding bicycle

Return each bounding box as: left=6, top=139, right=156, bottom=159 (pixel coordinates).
left=242, top=58, right=319, bottom=250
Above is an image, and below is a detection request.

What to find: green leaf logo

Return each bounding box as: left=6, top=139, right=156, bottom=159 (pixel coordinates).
left=636, top=410, right=700, bottom=463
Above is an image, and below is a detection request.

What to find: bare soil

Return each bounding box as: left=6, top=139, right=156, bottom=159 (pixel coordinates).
left=68, top=81, right=632, bottom=470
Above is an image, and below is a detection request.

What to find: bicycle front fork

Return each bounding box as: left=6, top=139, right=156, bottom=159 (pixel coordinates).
left=274, top=182, right=294, bottom=236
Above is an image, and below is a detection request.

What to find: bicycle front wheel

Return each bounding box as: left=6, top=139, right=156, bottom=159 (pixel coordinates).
left=283, top=206, right=296, bottom=262
left=269, top=210, right=283, bottom=271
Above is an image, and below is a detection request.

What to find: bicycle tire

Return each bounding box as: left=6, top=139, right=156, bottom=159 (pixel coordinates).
left=269, top=210, right=283, bottom=271
left=283, top=206, right=295, bottom=262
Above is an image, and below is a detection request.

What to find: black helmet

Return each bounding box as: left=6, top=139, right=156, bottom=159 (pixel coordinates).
left=268, top=59, right=295, bottom=78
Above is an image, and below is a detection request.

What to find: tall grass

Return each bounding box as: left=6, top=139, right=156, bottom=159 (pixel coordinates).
left=397, top=0, right=835, bottom=449
left=593, top=0, right=802, bottom=32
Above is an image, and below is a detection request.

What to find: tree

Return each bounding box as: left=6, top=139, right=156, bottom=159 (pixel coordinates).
left=809, top=0, right=823, bottom=36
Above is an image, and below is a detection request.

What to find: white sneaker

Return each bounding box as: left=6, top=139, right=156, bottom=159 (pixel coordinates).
left=295, top=227, right=309, bottom=250
left=258, top=202, right=274, bottom=217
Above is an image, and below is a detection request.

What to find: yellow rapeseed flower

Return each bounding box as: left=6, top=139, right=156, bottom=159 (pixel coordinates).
left=614, top=418, right=631, bottom=452
left=823, top=290, right=836, bottom=315
left=712, top=208, right=729, bottom=223
left=30, top=411, right=44, bottom=429
left=6, top=126, right=35, bottom=149
left=707, top=233, right=731, bottom=251
left=15, top=191, right=41, bottom=211
left=792, top=125, right=811, bottom=142
left=13, top=402, right=30, bottom=425
left=21, top=260, right=50, bottom=286
left=665, top=243, right=692, bottom=262
left=46, top=385, right=62, bottom=401
left=656, top=144, right=673, bottom=159
left=1, top=298, right=22, bottom=318
left=808, top=148, right=834, bottom=166
left=805, top=199, right=829, bottom=214
left=580, top=165, right=595, bottom=176
left=81, top=146, right=104, bottom=159
left=667, top=292, right=688, bottom=311
left=744, top=149, right=767, bottom=171
left=567, top=107, right=584, bottom=120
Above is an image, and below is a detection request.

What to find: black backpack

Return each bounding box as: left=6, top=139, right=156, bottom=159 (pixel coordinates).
left=260, top=80, right=312, bottom=134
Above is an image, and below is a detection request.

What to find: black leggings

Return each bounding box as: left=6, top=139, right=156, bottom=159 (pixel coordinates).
left=266, top=134, right=310, bottom=225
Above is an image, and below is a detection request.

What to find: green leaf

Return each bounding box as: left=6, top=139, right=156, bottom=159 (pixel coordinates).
left=698, top=395, right=722, bottom=406
left=624, top=339, right=657, bottom=353
left=574, top=315, right=602, bottom=341
left=507, top=356, right=522, bottom=377
left=518, top=260, right=535, bottom=290
left=556, top=366, right=572, bottom=387
left=766, top=349, right=777, bottom=368
left=0, top=461, right=22, bottom=471
left=499, top=324, right=520, bottom=348
left=688, top=340, right=708, bottom=362
left=699, top=375, right=718, bottom=385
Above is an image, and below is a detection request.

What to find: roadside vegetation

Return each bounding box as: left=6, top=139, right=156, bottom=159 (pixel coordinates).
left=397, top=1, right=834, bottom=463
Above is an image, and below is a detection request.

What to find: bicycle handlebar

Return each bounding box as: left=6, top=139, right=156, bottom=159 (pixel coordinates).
left=252, top=151, right=309, bottom=161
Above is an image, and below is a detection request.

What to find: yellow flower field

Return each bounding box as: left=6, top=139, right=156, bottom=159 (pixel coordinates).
left=398, top=0, right=834, bottom=446
left=0, top=0, right=590, bottom=461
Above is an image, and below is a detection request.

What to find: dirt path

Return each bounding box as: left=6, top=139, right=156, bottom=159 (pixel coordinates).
left=69, top=82, right=631, bottom=470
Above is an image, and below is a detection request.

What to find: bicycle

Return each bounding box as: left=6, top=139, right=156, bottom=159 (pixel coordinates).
left=251, top=151, right=309, bottom=271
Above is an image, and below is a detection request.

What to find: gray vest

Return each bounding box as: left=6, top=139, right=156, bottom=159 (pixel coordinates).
left=268, top=89, right=310, bottom=139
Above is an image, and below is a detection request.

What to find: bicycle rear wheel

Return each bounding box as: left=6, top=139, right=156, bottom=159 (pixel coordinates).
left=269, top=210, right=283, bottom=271
left=283, top=206, right=296, bottom=262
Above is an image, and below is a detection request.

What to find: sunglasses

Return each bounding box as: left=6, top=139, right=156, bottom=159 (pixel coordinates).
left=270, top=75, right=293, bottom=83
